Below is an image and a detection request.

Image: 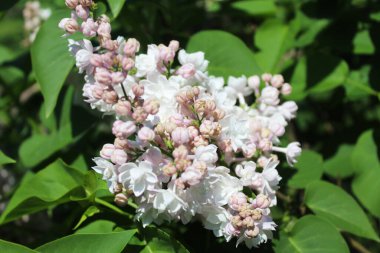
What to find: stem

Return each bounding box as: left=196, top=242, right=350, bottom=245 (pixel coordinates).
left=348, top=237, right=372, bottom=253
left=120, top=83, right=128, bottom=99
left=94, top=197, right=134, bottom=219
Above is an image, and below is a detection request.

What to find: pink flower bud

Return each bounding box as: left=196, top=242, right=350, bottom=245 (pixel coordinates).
left=75, top=5, right=89, bottom=20
left=59, top=18, right=79, bottom=34
left=169, top=40, right=180, bottom=52
left=176, top=63, right=196, bottom=79
left=132, top=83, right=144, bottom=97
left=162, top=163, right=177, bottom=176
left=181, top=167, right=202, bottom=186
left=260, top=86, right=280, bottom=105
left=115, top=100, right=131, bottom=116
left=122, top=57, right=134, bottom=71
left=114, top=193, right=128, bottom=207
left=100, top=143, right=115, bottom=159
left=143, top=99, right=160, bottom=115
left=115, top=121, right=137, bottom=139
left=158, top=45, right=175, bottom=63
left=257, top=156, right=269, bottom=168
left=187, top=126, right=199, bottom=139
left=79, top=0, right=92, bottom=7
left=281, top=83, right=292, bottom=95
left=228, top=192, right=247, bottom=211
left=111, top=149, right=127, bottom=165
left=244, top=227, right=260, bottom=238
left=101, top=52, right=114, bottom=69
left=124, top=38, right=140, bottom=56
left=91, top=85, right=104, bottom=99
left=101, top=39, right=117, bottom=51
left=225, top=223, right=240, bottom=237
left=65, top=0, right=78, bottom=9
left=81, top=18, right=98, bottom=37
left=270, top=74, right=284, bottom=88
left=192, top=135, right=209, bottom=148
left=254, top=194, right=271, bottom=209
left=258, top=139, right=272, bottom=152
left=90, top=54, right=103, bottom=67
left=261, top=73, right=272, bottom=83
left=111, top=71, right=125, bottom=84
left=242, top=143, right=256, bottom=158
left=248, top=75, right=260, bottom=89
left=95, top=68, right=112, bottom=86
left=138, top=127, right=155, bottom=141
left=114, top=137, right=129, bottom=149
left=102, top=90, right=118, bottom=104
left=132, top=107, right=148, bottom=123
left=171, top=127, right=190, bottom=145
left=97, top=22, right=111, bottom=39
left=172, top=145, right=188, bottom=160
left=164, top=121, right=177, bottom=133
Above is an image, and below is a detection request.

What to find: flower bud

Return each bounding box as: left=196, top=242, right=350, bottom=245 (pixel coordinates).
left=143, top=99, right=160, bottom=115
left=114, top=193, right=128, bottom=207
left=269, top=123, right=285, bottom=137
left=91, top=85, right=104, bottom=99
left=138, top=127, right=155, bottom=141
left=79, top=0, right=92, bottom=7
left=260, top=86, right=280, bottom=105
left=176, top=63, right=196, bottom=79
left=122, top=57, right=135, bottom=71
left=111, top=71, right=125, bottom=84
left=115, top=100, right=132, bottom=116
left=270, top=74, right=284, bottom=88
left=261, top=73, right=272, bottom=83
left=114, top=121, right=137, bottom=139
left=254, top=194, right=271, bottom=209
left=225, top=223, right=240, bottom=237
left=59, top=18, right=79, bottom=34
left=65, top=0, right=79, bottom=9
left=111, top=149, right=127, bottom=165
left=281, top=83, right=292, bottom=95
left=286, top=142, right=301, bottom=166
left=132, top=107, right=148, bottom=123
left=244, top=227, right=260, bottom=238
left=187, top=126, right=199, bottom=139
left=159, top=45, right=175, bottom=63
left=75, top=5, right=89, bottom=20
left=81, top=18, right=98, bottom=37
left=162, top=163, right=177, bottom=176
left=228, top=192, right=247, bottom=211
left=171, top=127, right=190, bottom=145
left=90, top=54, right=103, bottom=68
left=192, top=135, right=208, bottom=147
left=97, top=22, right=111, bottom=39
left=172, top=145, right=188, bottom=160
left=248, top=75, right=260, bottom=89
left=168, top=40, right=180, bottom=52
left=102, top=90, right=118, bottom=104
left=181, top=167, right=202, bottom=186
left=114, top=137, right=129, bottom=149
left=132, top=83, right=144, bottom=97
left=95, top=68, right=112, bottom=86
left=124, top=38, right=140, bottom=56
left=100, top=143, right=115, bottom=159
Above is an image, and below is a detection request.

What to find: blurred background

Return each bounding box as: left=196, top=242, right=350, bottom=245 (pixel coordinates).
left=0, top=0, right=379, bottom=252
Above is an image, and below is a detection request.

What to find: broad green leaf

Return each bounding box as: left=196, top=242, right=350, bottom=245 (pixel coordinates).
left=305, top=181, right=379, bottom=241
left=75, top=219, right=115, bottom=234
left=0, top=66, right=24, bottom=86
left=36, top=230, right=136, bottom=253
left=288, top=150, right=323, bottom=189
left=352, top=168, right=380, bottom=218
left=344, top=68, right=377, bottom=101
left=351, top=130, right=380, bottom=174
left=0, top=160, right=85, bottom=224
left=288, top=56, right=307, bottom=101
left=0, top=150, right=15, bottom=165
left=231, top=0, right=276, bottom=16
left=0, top=45, right=15, bottom=65
left=353, top=30, right=375, bottom=55
left=306, top=54, right=349, bottom=93
left=141, top=227, right=190, bottom=253
left=324, top=145, right=355, bottom=178
left=19, top=87, right=74, bottom=168
left=0, top=239, right=38, bottom=253
left=255, top=19, right=294, bottom=72
left=187, top=30, right=261, bottom=79
left=31, top=10, right=75, bottom=117
left=107, top=0, right=126, bottom=18
left=274, top=215, right=349, bottom=253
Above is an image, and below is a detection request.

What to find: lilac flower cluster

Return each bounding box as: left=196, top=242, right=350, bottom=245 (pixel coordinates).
left=59, top=0, right=301, bottom=248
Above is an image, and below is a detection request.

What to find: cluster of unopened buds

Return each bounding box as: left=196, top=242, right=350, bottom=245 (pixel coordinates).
left=22, top=1, right=51, bottom=45
left=59, top=0, right=301, bottom=248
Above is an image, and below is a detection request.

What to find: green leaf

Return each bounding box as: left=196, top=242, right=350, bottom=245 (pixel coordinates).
left=344, top=67, right=377, bottom=101
left=288, top=150, right=323, bottom=189
left=351, top=130, right=380, bottom=174
left=254, top=19, right=294, bottom=72
left=352, top=168, right=380, bottom=218
left=107, top=0, right=127, bottom=18
left=274, top=215, right=349, bottom=253
left=305, top=181, right=379, bottom=241
left=0, top=150, right=15, bottom=165
left=36, top=230, right=136, bottom=253
left=288, top=56, right=307, bottom=101
left=31, top=10, right=75, bottom=117
left=353, top=30, right=375, bottom=55
left=324, top=145, right=355, bottom=179
left=187, top=30, right=261, bottom=79
left=0, top=45, right=15, bottom=65
left=231, top=0, right=276, bottom=16
left=75, top=220, right=115, bottom=234
left=0, top=160, right=85, bottom=224
left=73, top=206, right=102, bottom=230
left=0, top=239, right=38, bottom=253
left=306, top=54, right=349, bottom=93
left=141, top=227, right=190, bottom=253
left=19, top=87, right=74, bottom=168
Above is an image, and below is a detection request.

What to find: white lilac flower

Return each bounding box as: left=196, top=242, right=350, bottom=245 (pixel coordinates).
left=135, top=44, right=160, bottom=77
left=92, top=157, right=119, bottom=193
left=119, top=161, right=158, bottom=196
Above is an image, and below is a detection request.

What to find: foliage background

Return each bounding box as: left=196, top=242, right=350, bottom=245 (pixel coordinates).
left=0, top=0, right=380, bottom=252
